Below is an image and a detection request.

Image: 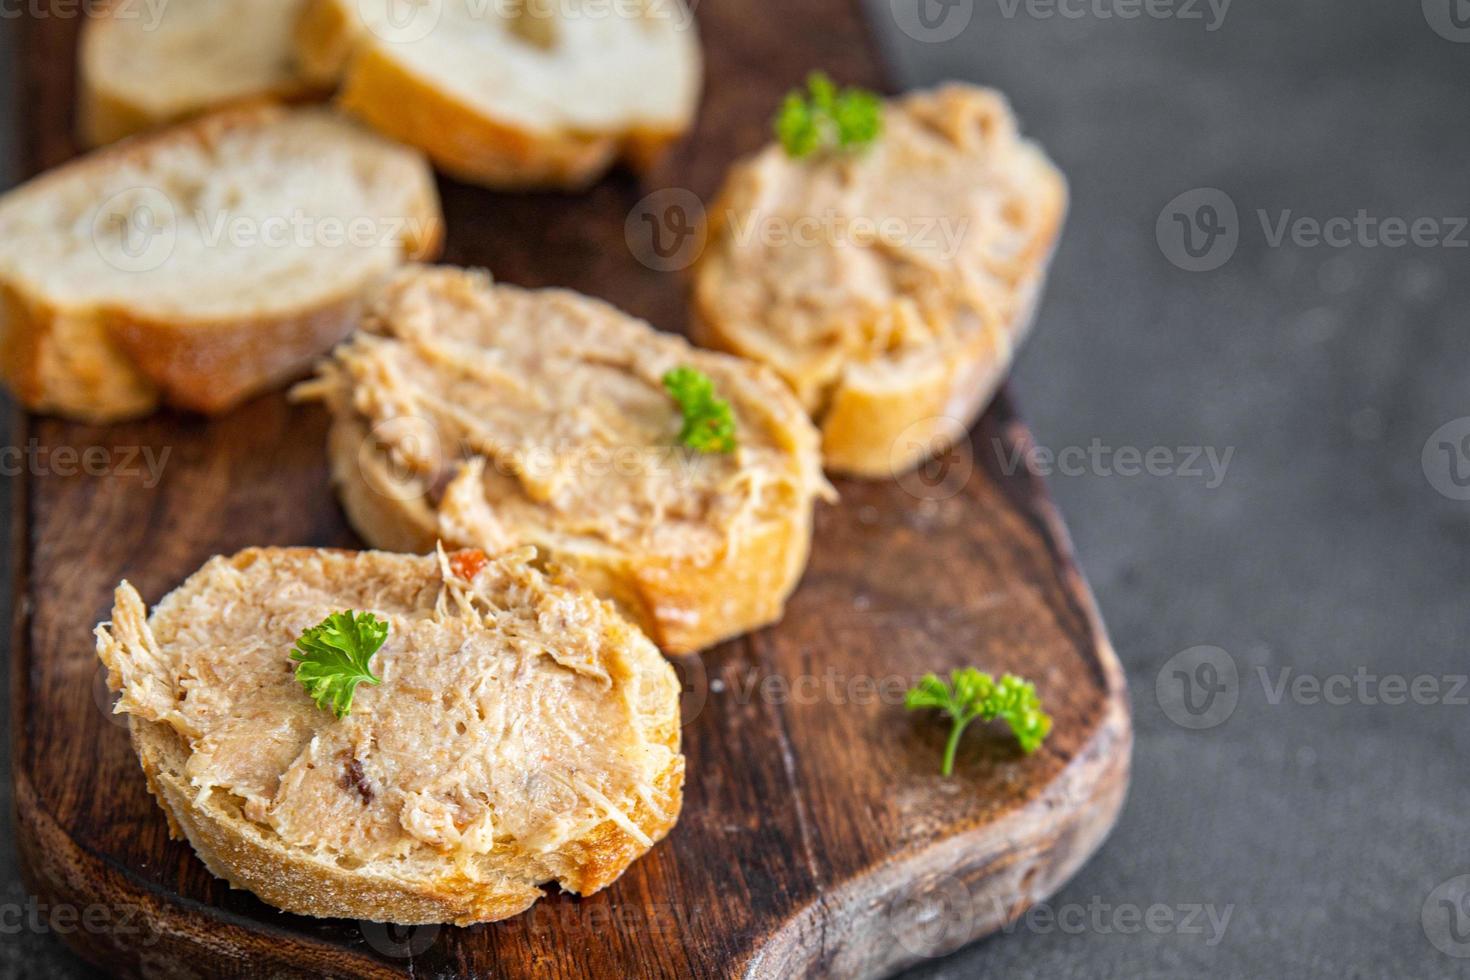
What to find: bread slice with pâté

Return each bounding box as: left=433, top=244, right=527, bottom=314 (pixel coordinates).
left=692, top=81, right=1067, bottom=477
left=95, top=545, right=683, bottom=925
left=296, top=265, right=833, bottom=654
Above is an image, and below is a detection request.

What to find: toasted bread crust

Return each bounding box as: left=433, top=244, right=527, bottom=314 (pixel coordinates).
left=0, top=104, right=443, bottom=422
left=694, top=255, right=1056, bottom=478
left=100, top=547, right=684, bottom=925
left=296, top=0, right=696, bottom=189
left=329, top=410, right=818, bottom=654
left=335, top=44, right=640, bottom=190
left=78, top=0, right=329, bottom=147
left=130, top=716, right=684, bottom=924
left=0, top=279, right=159, bottom=421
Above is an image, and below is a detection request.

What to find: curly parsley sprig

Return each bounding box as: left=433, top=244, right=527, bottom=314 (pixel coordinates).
left=663, top=365, right=737, bottom=454
left=291, top=611, right=389, bottom=719
left=775, top=72, right=883, bottom=158
left=905, top=669, right=1052, bottom=776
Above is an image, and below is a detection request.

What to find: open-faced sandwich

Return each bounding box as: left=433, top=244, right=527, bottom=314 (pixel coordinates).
left=295, top=0, right=703, bottom=189
left=0, top=104, right=441, bottom=422
left=297, top=265, right=832, bottom=654
left=95, top=546, right=683, bottom=925
left=693, top=78, right=1067, bottom=477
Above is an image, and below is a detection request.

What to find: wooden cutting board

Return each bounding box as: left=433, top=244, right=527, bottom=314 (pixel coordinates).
left=10, top=2, right=1131, bottom=977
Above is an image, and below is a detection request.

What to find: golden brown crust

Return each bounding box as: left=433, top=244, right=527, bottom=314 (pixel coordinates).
left=297, top=0, right=697, bottom=189
left=694, top=264, right=1055, bottom=478
left=0, top=279, right=159, bottom=422
left=335, top=45, right=624, bottom=191
left=130, top=717, right=684, bottom=924
left=77, top=0, right=331, bottom=147
left=292, top=0, right=358, bottom=87
left=0, top=104, right=444, bottom=422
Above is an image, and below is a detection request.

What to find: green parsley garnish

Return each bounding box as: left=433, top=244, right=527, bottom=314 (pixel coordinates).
left=905, top=669, right=1052, bottom=776
left=775, top=72, right=883, bottom=158
left=662, top=365, right=737, bottom=454
left=290, top=611, right=389, bottom=719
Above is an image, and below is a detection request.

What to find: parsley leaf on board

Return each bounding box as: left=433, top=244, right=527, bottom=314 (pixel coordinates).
left=905, top=669, right=1053, bottom=776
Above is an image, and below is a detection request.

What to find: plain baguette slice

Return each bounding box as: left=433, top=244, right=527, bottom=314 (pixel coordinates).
left=295, top=0, right=703, bottom=189
left=95, top=546, right=684, bottom=925
left=80, top=0, right=324, bottom=146
left=693, top=83, right=1067, bottom=477
left=298, top=265, right=832, bottom=654
left=0, top=104, right=442, bottom=422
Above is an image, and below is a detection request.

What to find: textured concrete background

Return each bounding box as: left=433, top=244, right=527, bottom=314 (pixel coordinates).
left=3, top=0, right=1470, bottom=976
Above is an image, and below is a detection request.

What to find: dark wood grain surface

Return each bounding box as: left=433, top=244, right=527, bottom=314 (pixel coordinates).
left=10, top=2, right=1130, bottom=976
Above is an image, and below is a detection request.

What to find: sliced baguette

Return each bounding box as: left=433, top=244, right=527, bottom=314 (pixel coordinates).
left=79, top=0, right=324, bottom=146
left=692, top=83, right=1067, bottom=477
left=0, top=104, right=442, bottom=422
left=295, top=0, right=703, bottom=189
left=298, top=265, right=832, bottom=654
left=95, top=546, right=683, bottom=925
